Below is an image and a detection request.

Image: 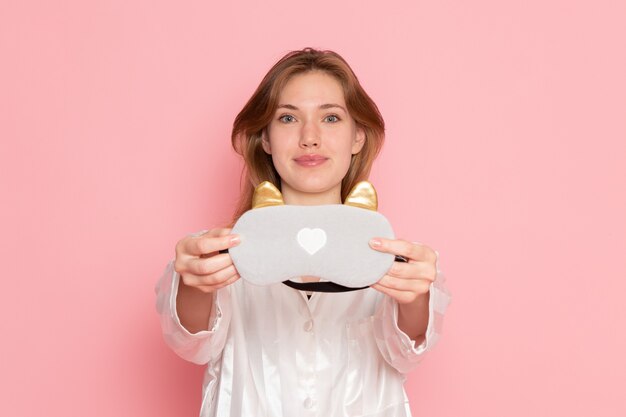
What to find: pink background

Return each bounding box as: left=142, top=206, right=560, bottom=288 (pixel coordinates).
left=1, top=1, right=625, bottom=416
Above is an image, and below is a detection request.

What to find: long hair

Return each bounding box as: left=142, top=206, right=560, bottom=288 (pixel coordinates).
left=227, top=47, right=385, bottom=227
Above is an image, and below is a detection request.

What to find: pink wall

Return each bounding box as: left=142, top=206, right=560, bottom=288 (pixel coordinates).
left=1, top=1, right=624, bottom=416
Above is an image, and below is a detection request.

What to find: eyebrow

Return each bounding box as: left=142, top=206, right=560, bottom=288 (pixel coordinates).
left=276, top=103, right=347, bottom=113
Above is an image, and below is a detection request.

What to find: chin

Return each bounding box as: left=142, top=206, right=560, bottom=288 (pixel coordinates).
left=288, top=177, right=340, bottom=194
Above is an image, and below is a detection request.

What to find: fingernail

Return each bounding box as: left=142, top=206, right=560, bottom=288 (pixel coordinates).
left=230, top=235, right=240, bottom=244
left=370, top=238, right=381, bottom=247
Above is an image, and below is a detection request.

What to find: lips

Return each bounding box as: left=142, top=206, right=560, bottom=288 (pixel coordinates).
left=294, top=154, right=328, bottom=162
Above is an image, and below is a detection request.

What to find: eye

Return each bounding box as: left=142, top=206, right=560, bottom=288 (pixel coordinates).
left=325, top=114, right=340, bottom=123
left=278, top=114, right=296, bottom=123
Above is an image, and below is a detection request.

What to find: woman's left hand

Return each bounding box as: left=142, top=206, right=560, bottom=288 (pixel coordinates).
left=368, top=237, right=438, bottom=304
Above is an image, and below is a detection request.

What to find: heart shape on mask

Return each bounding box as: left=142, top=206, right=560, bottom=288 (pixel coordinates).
left=296, top=228, right=327, bottom=255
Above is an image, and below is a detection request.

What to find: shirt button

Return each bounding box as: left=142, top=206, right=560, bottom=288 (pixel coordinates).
left=303, top=319, right=313, bottom=332
left=303, top=397, right=315, bottom=409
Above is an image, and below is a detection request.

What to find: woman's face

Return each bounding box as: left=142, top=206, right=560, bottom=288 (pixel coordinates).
left=262, top=70, right=365, bottom=204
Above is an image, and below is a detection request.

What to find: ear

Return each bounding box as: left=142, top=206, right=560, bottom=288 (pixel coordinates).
left=351, top=125, right=366, bottom=155
left=261, top=129, right=272, bottom=154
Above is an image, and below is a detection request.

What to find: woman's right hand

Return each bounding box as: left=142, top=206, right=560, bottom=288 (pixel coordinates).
left=174, top=228, right=241, bottom=293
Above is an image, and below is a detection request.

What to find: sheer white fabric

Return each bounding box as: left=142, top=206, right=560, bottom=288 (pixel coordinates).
left=155, top=236, right=451, bottom=417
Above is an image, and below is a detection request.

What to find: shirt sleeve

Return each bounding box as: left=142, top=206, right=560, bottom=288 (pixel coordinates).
left=372, top=250, right=452, bottom=374
left=154, top=255, right=232, bottom=365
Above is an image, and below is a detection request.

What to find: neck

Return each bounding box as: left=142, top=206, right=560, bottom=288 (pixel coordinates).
left=281, top=182, right=342, bottom=205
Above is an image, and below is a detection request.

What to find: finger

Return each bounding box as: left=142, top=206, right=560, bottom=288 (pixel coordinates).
left=200, top=228, right=232, bottom=238
left=181, top=264, right=237, bottom=288
left=195, top=274, right=241, bottom=293
left=376, top=274, right=431, bottom=293
left=370, top=238, right=436, bottom=263
left=387, top=260, right=436, bottom=281
left=186, top=232, right=240, bottom=257
left=188, top=253, right=235, bottom=276
left=211, top=273, right=241, bottom=290
left=181, top=264, right=238, bottom=287
left=371, top=283, right=422, bottom=304
left=185, top=228, right=230, bottom=240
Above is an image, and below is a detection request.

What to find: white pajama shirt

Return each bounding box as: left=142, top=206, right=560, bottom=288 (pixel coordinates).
left=155, top=236, right=451, bottom=417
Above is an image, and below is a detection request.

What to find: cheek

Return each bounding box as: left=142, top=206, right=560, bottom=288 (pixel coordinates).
left=269, top=142, right=290, bottom=162
left=265, top=129, right=286, bottom=154
left=337, top=133, right=358, bottom=159
left=332, top=142, right=354, bottom=171
left=267, top=143, right=291, bottom=174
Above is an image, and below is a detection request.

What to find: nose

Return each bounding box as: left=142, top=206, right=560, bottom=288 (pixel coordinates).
left=299, top=120, right=320, bottom=148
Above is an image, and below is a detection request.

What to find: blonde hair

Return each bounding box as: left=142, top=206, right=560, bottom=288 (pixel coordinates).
left=227, top=47, right=385, bottom=227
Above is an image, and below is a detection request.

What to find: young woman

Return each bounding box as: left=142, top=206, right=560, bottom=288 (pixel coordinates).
left=155, top=47, right=451, bottom=417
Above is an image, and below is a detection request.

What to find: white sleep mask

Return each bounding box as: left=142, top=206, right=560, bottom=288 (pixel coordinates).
left=222, top=181, right=404, bottom=292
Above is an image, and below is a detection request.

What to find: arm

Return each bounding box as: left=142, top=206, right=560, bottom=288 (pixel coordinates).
left=372, top=267, right=452, bottom=374
left=397, top=290, right=430, bottom=345
left=176, top=276, right=214, bottom=334
left=155, top=259, right=232, bottom=365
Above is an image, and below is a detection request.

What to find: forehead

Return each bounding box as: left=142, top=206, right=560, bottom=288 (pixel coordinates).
left=278, top=71, right=346, bottom=105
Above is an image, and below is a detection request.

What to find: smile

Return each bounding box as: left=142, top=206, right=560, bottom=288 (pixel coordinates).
left=294, top=159, right=328, bottom=167
left=294, top=154, right=328, bottom=167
